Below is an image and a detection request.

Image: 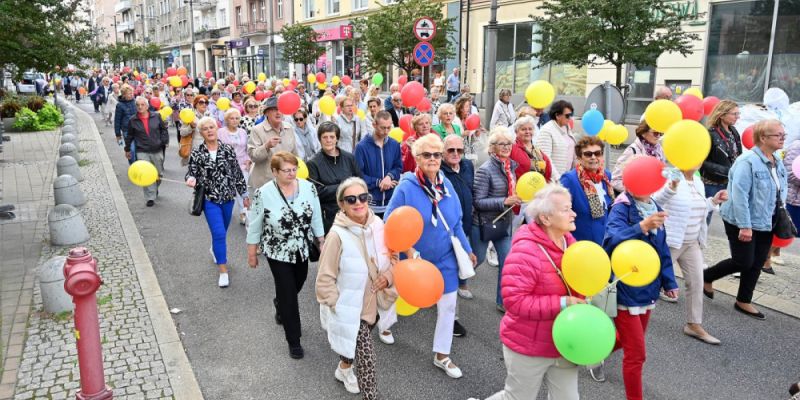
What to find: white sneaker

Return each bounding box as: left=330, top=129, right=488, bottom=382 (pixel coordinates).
left=218, top=273, right=229, bottom=288
left=210, top=247, right=217, bottom=264
left=457, top=288, right=474, bottom=299
left=433, top=355, right=463, bottom=379
left=378, top=330, right=395, bottom=345
left=487, top=245, right=499, bottom=267
left=335, top=365, right=360, bottom=394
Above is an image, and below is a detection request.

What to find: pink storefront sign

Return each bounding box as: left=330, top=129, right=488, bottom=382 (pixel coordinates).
left=314, top=25, right=353, bottom=42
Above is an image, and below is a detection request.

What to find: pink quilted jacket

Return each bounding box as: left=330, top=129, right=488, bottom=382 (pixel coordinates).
left=499, top=222, right=579, bottom=358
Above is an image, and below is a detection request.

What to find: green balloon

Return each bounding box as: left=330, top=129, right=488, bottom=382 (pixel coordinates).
left=372, top=72, right=384, bottom=86
left=552, top=304, right=616, bottom=365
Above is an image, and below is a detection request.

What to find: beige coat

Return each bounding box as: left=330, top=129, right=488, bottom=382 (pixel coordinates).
left=246, top=120, right=297, bottom=191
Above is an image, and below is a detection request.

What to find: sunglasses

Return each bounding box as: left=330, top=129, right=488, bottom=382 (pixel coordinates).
left=419, top=152, right=443, bottom=160
left=581, top=150, right=603, bottom=158
left=343, top=193, right=371, bottom=205
left=562, top=113, right=573, bottom=118
left=294, top=117, right=305, bottom=122
left=196, top=100, right=208, bottom=105
left=246, top=104, right=259, bottom=109
left=446, top=148, right=465, bottom=155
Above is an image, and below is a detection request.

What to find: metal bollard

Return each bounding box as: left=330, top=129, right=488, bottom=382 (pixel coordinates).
left=63, top=247, right=113, bottom=400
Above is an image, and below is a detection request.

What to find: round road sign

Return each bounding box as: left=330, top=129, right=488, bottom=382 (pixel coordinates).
left=413, top=17, right=437, bottom=42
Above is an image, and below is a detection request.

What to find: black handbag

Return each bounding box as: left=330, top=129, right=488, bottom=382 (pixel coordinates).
left=479, top=209, right=510, bottom=242
left=190, top=183, right=205, bottom=216
left=773, top=197, right=797, bottom=239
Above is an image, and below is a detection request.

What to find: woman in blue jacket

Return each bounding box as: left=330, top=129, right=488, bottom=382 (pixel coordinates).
left=560, top=136, right=612, bottom=244
left=603, top=191, right=679, bottom=400
left=384, top=133, right=476, bottom=380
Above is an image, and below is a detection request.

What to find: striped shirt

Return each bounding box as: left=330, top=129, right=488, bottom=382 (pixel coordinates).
left=683, top=183, right=707, bottom=243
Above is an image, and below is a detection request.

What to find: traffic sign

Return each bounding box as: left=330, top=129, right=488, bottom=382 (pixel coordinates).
left=413, top=17, right=437, bottom=42
left=413, top=42, right=435, bottom=67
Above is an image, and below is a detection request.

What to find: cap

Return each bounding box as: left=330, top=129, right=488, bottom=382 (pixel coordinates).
left=264, top=96, right=278, bottom=110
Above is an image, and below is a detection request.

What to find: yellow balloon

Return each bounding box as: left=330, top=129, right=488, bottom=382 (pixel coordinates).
left=243, top=81, right=256, bottom=94
left=168, top=76, right=182, bottom=88
left=307, top=73, right=316, bottom=84
left=283, top=78, right=290, bottom=87
left=127, top=160, right=159, bottom=187
left=644, top=99, right=682, bottom=133
left=356, top=109, right=366, bottom=120
left=611, top=240, right=660, bottom=287
left=597, top=120, right=614, bottom=141
left=516, top=171, right=546, bottom=202
left=562, top=241, right=612, bottom=297
left=606, top=125, right=629, bottom=145
left=389, top=127, right=404, bottom=143
left=332, top=75, right=341, bottom=85
left=318, top=82, right=328, bottom=90
left=217, top=97, right=231, bottom=111
left=319, top=96, right=336, bottom=116
left=396, top=296, right=420, bottom=317
left=524, top=80, right=556, bottom=109
left=297, top=157, right=309, bottom=180
left=662, top=119, right=711, bottom=170
left=159, top=106, right=173, bottom=121
left=684, top=87, right=704, bottom=100
left=258, top=72, right=266, bottom=82
left=179, top=108, right=195, bottom=124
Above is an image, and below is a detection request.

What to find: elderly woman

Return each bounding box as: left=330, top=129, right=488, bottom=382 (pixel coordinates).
left=483, top=185, right=584, bottom=400
left=510, top=116, right=556, bottom=182
left=611, top=121, right=666, bottom=193
left=560, top=136, right=613, bottom=244
left=179, top=94, right=212, bottom=165
left=218, top=108, right=251, bottom=226
left=383, top=134, right=476, bottom=379
left=186, top=117, right=249, bottom=288
left=231, top=92, right=245, bottom=115
left=603, top=180, right=679, bottom=400
left=704, top=119, right=787, bottom=321
left=535, top=100, right=576, bottom=175
left=337, top=96, right=367, bottom=153
left=114, top=84, right=137, bottom=150
left=473, top=127, right=520, bottom=312
left=316, top=177, right=396, bottom=399
left=308, top=122, right=361, bottom=234
left=702, top=100, right=742, bottom=199
left=433, top=103, right=462, bottom=138
left=402, top=114, right=434, bottom=172
left=490, top=89, right=516, bottom=128
left=247, top=151, right=325, bottom=359
left=293, top=108, right=320, bottom=161
left=105, top=83, right=120, bottom=127
left=240, top=97, right=261, bottom=135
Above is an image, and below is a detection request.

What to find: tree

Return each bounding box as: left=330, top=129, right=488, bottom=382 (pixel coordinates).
left=350, top=0, right=456, bottom=76
left=530, top=0, right=700, bottom=88
left=0, top=0, right=95, bottom=78
left=280, top=24, right=325, bottom=76
left=88, top=43, right=162, bottom=68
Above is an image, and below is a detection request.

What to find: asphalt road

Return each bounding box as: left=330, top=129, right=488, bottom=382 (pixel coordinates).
left=82, top=103, right=800, bottom=400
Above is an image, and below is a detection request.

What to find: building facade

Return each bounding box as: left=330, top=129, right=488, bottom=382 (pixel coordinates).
left=228, top=0, right=293, bottom=79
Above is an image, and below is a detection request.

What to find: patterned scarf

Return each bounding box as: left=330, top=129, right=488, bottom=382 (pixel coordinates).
left=576, top=161, right=612, bottom=219
left=416, top=168, right=447, bottom=226
left=643, top=140, right=661, bottom=159
left=493, top=155, right=515, bottom=197
left=518, top=140, right=547, bottom=173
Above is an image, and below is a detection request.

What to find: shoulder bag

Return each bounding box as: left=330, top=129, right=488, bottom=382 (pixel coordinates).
left=178, top=133, right=193, bottom=158
left=773, top=197, right=797, bottom=240
left=437, top=208, right=475, bottom=280
left=189, top=183, right=205, bottom=216
left=275, top=181, right=320, bottom=262
left=479, top=209, right=510, bottom=242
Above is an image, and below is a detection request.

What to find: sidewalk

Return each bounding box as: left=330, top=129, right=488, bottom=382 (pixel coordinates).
left=0, top=101, right=202, bottom=399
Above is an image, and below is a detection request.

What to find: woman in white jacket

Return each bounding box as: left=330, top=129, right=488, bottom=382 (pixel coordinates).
left=534, top=100, right=576, bottom=175
left=654, top=167, right=728, bottom=344
left=316, top=177, right=397, bottom=399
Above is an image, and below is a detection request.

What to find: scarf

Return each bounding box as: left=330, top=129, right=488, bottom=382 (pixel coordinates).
left=415, top=168, right=447, bottom=226
left=634, top=198, right=659, bottom=235
left=294, top=125, right=314, bottom=159
left=642, top=140, right=661, bottom=159
left=519, top=140, right=546, bottom=173
left=493, top=155, right=515, bottom=197
left=576, top=162, right=612, bottom=219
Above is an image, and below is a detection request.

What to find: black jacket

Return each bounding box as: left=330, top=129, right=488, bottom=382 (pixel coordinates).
left=701, top=125, right=742, bottom=184
left=125, top=112, right=169, bottom=153
left=114, top=98, right=137, bottom=136
left=441, top=159, right=475, bottom=236
left=307, top=148, right=361, bottom=233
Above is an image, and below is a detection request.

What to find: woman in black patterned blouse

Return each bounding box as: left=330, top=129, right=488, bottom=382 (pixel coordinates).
left=186, top=117, right=249, bottom=289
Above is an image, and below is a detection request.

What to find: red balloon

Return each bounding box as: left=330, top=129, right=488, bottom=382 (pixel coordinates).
left=149, top=97, right=161, bottom=109
left=773, top=235, right=794, bottom=248
left=166, top=67, right=177, bottom=77
left=265, top=90, right=274, bottom=99
left=702, top=96, right=720, bottom=116
left=161, top=77, right=167, bottom=84
left=400, top=81, right=425, bottom=108
left=112, top=75, right=119, bottom=83
left=742, top=126, right=754, bottom=149
left=254, top=90, right=267, bottom=101
left=290, top=79, right=299, bottom=86
left=285, top=84, right=296, bottom=92
left=205, top=71, right=213, bottom=79
left=180, top=75, right=189, bottom=87
left=622, top=156, right=667, bottom=197
left=465, top=114, right=481, bottom=131
left=399, top=114, right=414, bottom=136
left=233, top=80, right=240, bottom=87
left=316, top=72, right=326, bottom=84
left=675, top=95, right=703, bottom=121
left=278, top=91, right=301, bottom=115
left=398, top=75, right=408, bottom=86
left=417, top=97, right=432, bottom=112
left=122, top=66, right=131, bottom=74
left=341, top=76, right=352, bottom=86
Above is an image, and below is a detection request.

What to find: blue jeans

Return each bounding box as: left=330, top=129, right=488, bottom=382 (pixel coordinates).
left=705, top=183, right=726, bottom=225
left=470, top=225, right=512, bottom=306
left=204, top=199, right=234, bottom=265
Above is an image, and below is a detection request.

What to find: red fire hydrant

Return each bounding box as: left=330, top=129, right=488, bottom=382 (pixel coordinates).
left=63, top=247, right=113, bottom=400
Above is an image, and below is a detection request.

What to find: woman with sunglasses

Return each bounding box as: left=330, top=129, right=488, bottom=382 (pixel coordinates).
left=610, top=121, right=666, bottom=194
left=560, top=136, right=613, bottom=245
left=316, top=177, right=397, bottom=398
left=535, top=100, right=576, bottom=176
left=240, top=98, right=261, bottom=136
left=179, top=94, right=213, bottom=165
left=218, top=108, right=252, bottom=226
left=247, top=151, right=325, bottom=360
left=384, top=134, right=476, bottom=379
left=510, top=115, right=556, bottom=182
left=702, top=100, right=742, bottom=200
left=292, top=109, right=320, bottom=161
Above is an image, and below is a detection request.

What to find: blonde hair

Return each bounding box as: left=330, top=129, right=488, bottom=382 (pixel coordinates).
left=437, top=103, right=456, bottom=120
left=707, top=100, right=738, bottom=129
left=411, top=113, right=431, bottom=130
left=753, top=119, right=783, bottom=146
left=224, top=108, right=241, bottom=120
left=412, top=133, right=444, bottom=156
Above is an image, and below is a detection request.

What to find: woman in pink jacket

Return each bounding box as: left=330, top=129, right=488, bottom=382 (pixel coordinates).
left=483, top=184, right=584, bottom=400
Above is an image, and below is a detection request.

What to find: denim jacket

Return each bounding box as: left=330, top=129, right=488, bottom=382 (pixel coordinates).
left=720, top=146, right=788, bottom=231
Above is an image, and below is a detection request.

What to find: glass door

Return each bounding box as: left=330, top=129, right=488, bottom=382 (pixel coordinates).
left=625, top=64, right=656, bottom=121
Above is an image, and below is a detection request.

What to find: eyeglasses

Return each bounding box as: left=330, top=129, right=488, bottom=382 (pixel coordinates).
left=392, top=99, right=401, bottom=103
left=650, top=131, right=664, bottom=137
left=419, top=152, right=443, bottom=160
left=246, top=104, right=259, bottom=109
left=446, top=148, right=465, bottom=155
left=294, top=117, right=305, bottom=122
left=581, top=150, right=603, bottom=158
left=196, top=100, right=208, bottom=105
left=492, top=142, right=513, bottom=148
left=278, top=167, right=298, bottom=174
left=563, top=113, right=573, bottom=118
left=343, top=193, right=370, bottom=205
left=727, top=112, right=741, bottom=116
left=766, top=133, right=787, bottom=139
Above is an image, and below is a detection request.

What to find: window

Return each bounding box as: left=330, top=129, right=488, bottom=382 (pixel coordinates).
left=277, top=0, right=283, bottom=19
left=327, top=0, right=339, bottom=15
left=250, top=1, right=258, bottom=22
left=235, top=6, right=242, bottom=27
left=219, top=8, right=227, bottom=27
left=259, top=0, right=266, bottom=21
left=352, top=0, right=367, bottom=10
left=769, top=0, right=800, bottom=102
left=304, top=0, right=315, bottom=19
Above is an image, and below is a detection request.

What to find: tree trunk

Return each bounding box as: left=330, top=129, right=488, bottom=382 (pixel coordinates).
left=615, top=63, right=623, bottom=89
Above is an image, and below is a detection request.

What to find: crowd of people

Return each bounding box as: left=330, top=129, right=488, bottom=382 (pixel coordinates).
left=64, top=65, right=798, bottom=400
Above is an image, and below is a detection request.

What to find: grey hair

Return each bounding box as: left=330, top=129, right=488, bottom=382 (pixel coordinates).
left=512, top=115, right=537, bottom=133
left=498, top=88, right=512, bottom=98
left=525, top=184, right=572, bottom=225
left=412, top=133, right=444, bottom=156
left=336, top=177, right=369, bottom=205
left=487, top=126, right=515, bottom=154
left=223, top=107, right=241, bottom=120
left=197, top=116, right=218, bottom=133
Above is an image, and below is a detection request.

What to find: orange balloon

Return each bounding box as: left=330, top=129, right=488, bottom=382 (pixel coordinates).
left=177, top=66, right=188, bottom=76
left=393, top=259, right=444, bottom=308
left=384, top=206, right=423, bottom=252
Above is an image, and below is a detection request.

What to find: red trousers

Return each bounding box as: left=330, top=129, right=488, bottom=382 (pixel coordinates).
left=613, top=309, right=651, bottom=400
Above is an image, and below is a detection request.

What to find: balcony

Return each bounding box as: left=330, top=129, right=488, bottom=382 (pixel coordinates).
left=193, top=0, right=216, bottom=11
left=195, top=27, right=230, bottom=42
left=117, top=20, right=135, bottom=33
left=239, top=21, right=268, bottom=37
left=114, top=0, right=132, bottom=13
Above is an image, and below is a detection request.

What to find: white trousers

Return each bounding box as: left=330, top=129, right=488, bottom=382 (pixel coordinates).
left=432, top=291, right=457, bottom=354
left=486, top=345, right=579, bottom=400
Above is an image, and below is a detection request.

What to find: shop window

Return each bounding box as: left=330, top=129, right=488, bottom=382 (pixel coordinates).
left=769, top=0, right=800, bottom=102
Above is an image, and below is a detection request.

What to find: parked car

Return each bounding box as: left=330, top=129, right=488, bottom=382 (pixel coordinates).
left=16, top=72, right=44, bottom=94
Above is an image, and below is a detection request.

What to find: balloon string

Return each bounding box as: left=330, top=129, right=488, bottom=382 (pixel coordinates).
left=493, top=207, right=514, bottom=224
left=592, top=270, right=635, bottom=298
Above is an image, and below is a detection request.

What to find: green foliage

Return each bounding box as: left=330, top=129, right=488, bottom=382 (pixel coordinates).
left=280, top=24, right=326, bottom=68
left=531, top=0, right=701, bottom=87
left=88, top=43, right=162, bottom=66
left=13, top=107, right=39, bottom=130
left=13, top=103, right=63, bottom=131
left=37, top=103, right=64, bottom=127
left=350, top=0, right=456, bottom=74
left=26, top=96, right=46, bottom=113
left=1, top=97, right=23, bottom=118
